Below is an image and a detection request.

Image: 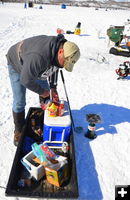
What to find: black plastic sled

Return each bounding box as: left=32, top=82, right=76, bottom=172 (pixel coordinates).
left=109, top=47, right=130, bottom=57
left=5, top=107, right=79, bottom=199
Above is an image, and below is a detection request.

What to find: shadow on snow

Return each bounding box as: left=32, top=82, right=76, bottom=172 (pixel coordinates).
left=74, top=132, right=103, bottom=200
left=73, top=103, right=130, bottom=136
left=72, top=103, right=130, bottom=200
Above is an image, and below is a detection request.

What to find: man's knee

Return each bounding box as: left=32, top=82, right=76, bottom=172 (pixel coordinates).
left=13, top=102, right=26, bottom=113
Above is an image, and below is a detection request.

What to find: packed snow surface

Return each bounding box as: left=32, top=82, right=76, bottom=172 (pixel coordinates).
left=0, top=2, right=130, bottom=200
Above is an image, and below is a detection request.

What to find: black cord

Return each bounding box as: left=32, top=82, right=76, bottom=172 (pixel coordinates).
left=0, top=185, right=6, bottom=189
left=60, top=70, right=76, bottom=131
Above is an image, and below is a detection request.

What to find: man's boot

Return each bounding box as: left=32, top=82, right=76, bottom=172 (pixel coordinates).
left=13, top=110, right=25, bottom=146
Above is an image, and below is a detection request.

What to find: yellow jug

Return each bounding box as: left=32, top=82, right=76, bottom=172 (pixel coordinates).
left=48, top=103, right=58, bottom=117
left=74, top=22, right=81, bottom=35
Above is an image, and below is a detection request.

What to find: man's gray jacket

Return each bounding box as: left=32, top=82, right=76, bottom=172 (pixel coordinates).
left=6, top=34, right=66, bottom=94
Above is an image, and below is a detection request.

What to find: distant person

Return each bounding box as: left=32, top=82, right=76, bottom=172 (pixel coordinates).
left=6, top=34, right=80, bottom=146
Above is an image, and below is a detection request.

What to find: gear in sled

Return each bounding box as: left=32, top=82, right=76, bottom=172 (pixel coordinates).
left=115, top=61, right=130, bottom=80
left=107, top=23, right=130, bottom=57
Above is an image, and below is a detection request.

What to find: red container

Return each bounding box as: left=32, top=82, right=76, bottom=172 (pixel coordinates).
left=56, top=28, right=64, bottom=34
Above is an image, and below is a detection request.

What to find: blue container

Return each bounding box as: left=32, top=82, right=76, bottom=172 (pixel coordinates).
left=43, top=101, right=71, bottom=146
left=61, top=4, right=66, bottom=9
left=22, top=136, right=35, bottom=154
left=39, top=6, right=43, bottom=9
left=43, top=125, right=71, bottom=142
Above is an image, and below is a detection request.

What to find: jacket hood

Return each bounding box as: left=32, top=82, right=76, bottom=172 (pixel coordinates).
left=50, top=34, right=67, bottom=66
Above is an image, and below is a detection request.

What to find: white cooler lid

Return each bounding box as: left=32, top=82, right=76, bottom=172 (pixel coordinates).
left=44, top=101, right=71, bottom=127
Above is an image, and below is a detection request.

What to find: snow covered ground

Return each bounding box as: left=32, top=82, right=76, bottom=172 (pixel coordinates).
left=0, top=2, right=130, bottom=200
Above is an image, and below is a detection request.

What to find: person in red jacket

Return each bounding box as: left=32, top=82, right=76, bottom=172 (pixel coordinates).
left=6, top=34, right=80, bottom=146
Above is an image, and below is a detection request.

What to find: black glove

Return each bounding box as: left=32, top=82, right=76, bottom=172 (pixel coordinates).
left=39, top=89, right=50, bottom=99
